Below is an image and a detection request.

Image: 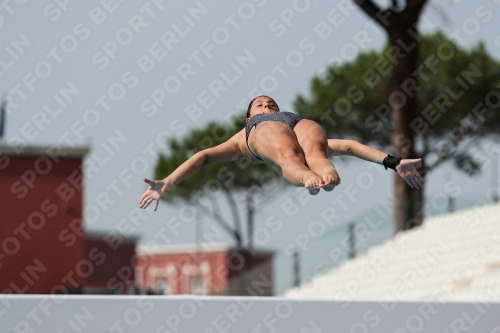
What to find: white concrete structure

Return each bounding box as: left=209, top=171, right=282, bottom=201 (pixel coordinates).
left=285, top=202, right=500, bottom=300
left=2, top=296, right=500, bottom=332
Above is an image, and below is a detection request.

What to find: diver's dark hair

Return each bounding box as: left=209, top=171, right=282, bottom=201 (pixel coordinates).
left=246, top=96, right=259, bottom=118
left=246, top=95, right=279, bottom=118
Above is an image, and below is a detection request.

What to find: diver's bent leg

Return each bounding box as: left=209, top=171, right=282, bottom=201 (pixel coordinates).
left=294, top=120, right=340, bottom=191
left=306, top=150, right=340, bottom=191
left=278, top=147, right=321, bottom=185
left=252, top=121, right=324, bottom=194
left=278, top=146, right=323, bottom=194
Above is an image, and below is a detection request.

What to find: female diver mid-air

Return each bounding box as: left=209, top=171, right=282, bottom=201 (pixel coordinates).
left=139, top=95, right=424, bottom=211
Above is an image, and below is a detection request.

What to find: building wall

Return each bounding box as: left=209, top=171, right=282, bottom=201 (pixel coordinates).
left=227, top=251, right=274, bottom=296
left=84, top=237, right=136, bottom=294
left=0, top=156, right=84, bottom=293
left=137, top=251, right=229, bottom=295
left=137, top=250, right=274, bottom=296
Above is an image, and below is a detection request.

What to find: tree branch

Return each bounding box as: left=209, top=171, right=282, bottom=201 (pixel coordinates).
left=391, top=0, right=398, bottom=11
left=422, top=132, right=430, bottom=157
left=403, top=0, right=429, bottom=22
left=353, top=0, right=391, bottom=32
left=221, top=184, right=243, bottom=238
left=427, top=136, right=480, bottom=171
left=208, top=195, right=222, bottom=220
left=249, top=175, right=287, bottom=209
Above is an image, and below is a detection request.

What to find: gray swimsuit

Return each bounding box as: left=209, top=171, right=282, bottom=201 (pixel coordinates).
left=245, top=111, right=303, bottom=161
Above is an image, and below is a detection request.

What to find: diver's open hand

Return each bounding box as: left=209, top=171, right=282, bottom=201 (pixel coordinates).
left=139, top=178, right=169, bottom=211
left=396, top=158, right=424, bottom=189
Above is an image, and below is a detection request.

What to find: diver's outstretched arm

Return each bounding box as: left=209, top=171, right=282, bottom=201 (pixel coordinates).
left=327, top=139, right=386, bottom=163
left=327, top=139, right=424, bottom=189
left=139, top=138, right=242, bottom=211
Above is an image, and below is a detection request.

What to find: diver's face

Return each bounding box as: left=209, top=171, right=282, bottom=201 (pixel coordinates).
left=249, top=96, right=279, bottom=118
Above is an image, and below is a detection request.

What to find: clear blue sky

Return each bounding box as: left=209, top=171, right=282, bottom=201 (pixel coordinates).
left=2, top=0, right=499, bottom=265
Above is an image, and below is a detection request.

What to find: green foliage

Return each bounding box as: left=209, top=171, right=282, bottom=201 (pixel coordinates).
left=154, top=115, right=282, bottom=205
left=295, top=31, right=500, bottom=174
left=294, top=50, right=391, bottom=146
left=453, top=152, right=481, bottom=176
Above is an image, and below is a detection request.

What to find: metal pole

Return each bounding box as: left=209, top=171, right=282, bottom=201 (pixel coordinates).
left=293, top=250, right=300, bottom=287
left=448, top=196, right=455, bottom=213
left=348, top=222, right=356, bottom=259
left=493, top=155, right=499, bottom=203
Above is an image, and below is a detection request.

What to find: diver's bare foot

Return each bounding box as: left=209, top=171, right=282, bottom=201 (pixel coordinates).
left=321, top=166, right=341, bottom=192
left=302, top=171, right=323, bottom=195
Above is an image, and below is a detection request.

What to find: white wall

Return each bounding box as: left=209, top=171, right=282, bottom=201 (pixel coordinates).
left=1, top=296, right=500, bottom=333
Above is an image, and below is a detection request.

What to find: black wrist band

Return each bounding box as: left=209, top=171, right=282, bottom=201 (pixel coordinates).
left=383, top=154, right=402, bottom=171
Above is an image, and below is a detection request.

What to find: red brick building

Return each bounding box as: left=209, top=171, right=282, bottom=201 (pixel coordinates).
left=136, top=243, right=274, bottom=296
left=0, top=145, right=137, bottom=294
left=82, top=231, right=138, bottom=294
